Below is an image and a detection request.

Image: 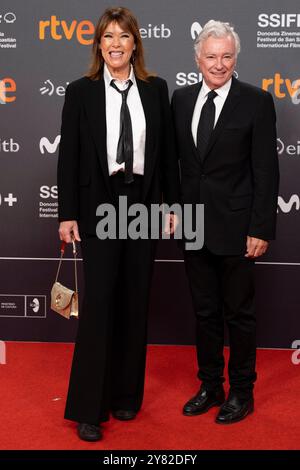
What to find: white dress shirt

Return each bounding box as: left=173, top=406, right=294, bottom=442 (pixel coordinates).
left=103, top=64, right=146, bottom=176
left=191, top=78, right=232, bottom=146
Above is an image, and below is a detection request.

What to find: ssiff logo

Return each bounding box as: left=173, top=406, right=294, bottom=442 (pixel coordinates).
left=0, top=341, right=6, bottom=364
left=258, top=14, right=300, bottom=28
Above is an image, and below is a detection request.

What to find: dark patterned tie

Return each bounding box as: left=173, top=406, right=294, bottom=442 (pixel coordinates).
left=196, top=89, right=218, bottom=162
left=110, top=79, right=134, bottom=184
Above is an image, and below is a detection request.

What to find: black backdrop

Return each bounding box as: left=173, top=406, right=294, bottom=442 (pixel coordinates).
left=0, top=0, right=299, bottom=348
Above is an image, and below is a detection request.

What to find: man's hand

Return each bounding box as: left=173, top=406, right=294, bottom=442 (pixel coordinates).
left=59, top=220, right=81, bottom=243
left=163, top=214, right=179, bottom=236
left=245, top=236, right=268, bottom=258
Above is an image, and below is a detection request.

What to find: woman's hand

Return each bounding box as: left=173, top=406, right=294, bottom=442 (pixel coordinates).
left=163, top=213, right=180, bottom=236
left=59, top=221, right=81, bottom=243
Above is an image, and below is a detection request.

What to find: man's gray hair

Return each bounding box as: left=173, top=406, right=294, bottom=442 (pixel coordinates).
left=194, top=20, right=241, bottom=57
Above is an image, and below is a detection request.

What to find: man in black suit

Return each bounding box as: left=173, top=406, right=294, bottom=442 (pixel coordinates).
left=172, top=20, right=279, bottom=424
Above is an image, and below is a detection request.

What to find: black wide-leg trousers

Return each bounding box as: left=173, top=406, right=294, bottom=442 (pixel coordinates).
left=184, top=246, right=257, bottom=399
left=64, top=174, right=156, bottom=424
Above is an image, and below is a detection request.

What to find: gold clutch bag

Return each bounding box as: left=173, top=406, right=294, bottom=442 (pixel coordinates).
left=51, top=239, right=79, bottom=319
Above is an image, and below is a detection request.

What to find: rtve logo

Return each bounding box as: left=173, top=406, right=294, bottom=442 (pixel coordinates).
left=39, top=16, right=94, bottom=45
left=0, top=78, right=16, bottom=104
left=38, top=16, right=171, bottom=44
left=262, top=73, right=300, bottom=102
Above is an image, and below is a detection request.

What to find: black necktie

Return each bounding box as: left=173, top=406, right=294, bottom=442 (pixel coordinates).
left=110, top=79, right=134, bottom=184
left=196, top=89, right=218, bottom=162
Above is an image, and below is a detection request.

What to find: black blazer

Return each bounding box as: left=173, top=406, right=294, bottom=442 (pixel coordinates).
left=58, top=75, right=179, bottom=235
left=172, top=77, right=279, bottom=255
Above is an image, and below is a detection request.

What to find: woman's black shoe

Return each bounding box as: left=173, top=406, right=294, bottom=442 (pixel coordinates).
left=77, top=423, right=102, bottom=441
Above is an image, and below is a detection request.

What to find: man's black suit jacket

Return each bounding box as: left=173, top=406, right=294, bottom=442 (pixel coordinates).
left=58, top=75, right=179, bottom=235
left=172, top=77, right=279, bottom=255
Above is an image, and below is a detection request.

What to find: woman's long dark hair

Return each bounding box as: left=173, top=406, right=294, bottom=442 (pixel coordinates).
left=87, top=6, right=153, bottom=81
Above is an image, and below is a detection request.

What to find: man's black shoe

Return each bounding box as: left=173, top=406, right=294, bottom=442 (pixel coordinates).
left=112, top=410, right=137, bottom=421
left=183, top=386, right=225, bottom=416
left=215, top=394, right=254, bottom=424
left=77, top=423, right=102, bottom=441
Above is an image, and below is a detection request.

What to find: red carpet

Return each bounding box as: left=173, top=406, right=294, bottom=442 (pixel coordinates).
left=0, top=343, right=299, bottom=450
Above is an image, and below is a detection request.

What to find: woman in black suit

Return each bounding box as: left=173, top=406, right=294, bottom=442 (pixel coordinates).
left=57, top=7, right=179, bottom=441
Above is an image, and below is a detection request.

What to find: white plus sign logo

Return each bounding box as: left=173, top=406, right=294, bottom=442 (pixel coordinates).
left=3, top=193, right=17, bottom=206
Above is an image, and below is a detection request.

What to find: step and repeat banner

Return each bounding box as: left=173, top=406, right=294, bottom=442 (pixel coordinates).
left=0, top=0, right=299, bottom=347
